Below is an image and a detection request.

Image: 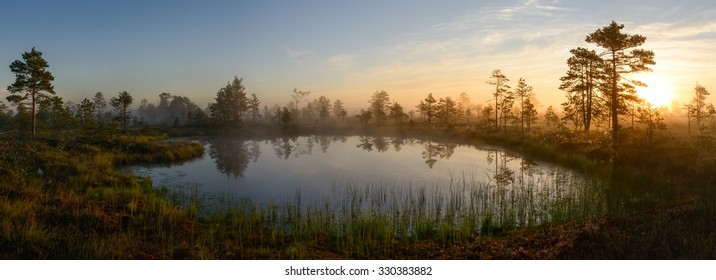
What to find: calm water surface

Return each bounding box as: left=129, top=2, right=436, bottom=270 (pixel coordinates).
left=130, top=135, right=597, bottom=208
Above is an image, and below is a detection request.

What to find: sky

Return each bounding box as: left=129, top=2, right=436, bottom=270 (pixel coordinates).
left=1, top=0, right=715, bottom=112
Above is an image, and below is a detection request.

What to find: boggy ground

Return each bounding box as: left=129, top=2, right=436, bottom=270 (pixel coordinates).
left=1, top=126, right=714, bottom=259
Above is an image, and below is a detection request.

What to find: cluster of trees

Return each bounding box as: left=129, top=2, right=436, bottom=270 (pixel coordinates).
left=137, top=92, right=207, bottom=127
left=2, top=48, right=143, bottom=135
left=416, top=92, right=474, bottom=126
left=483, top=70, right=539, bottom=136
left=352, top=90, right=478, bottom=127
left=683, top=84, right=715, bottom=135
left=558, top=21, right=657, bottom=142
left=4, top=22, right=713, bottom=144
left=356, top=90, right=408, bottom=125
left=205, top=82, right=353, bottom=129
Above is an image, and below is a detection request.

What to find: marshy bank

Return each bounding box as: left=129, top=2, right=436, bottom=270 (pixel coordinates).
left=1, top=126, right=715, bottom=259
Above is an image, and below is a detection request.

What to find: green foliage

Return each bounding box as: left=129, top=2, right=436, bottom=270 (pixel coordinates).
left=209, top=77, right=248, bottom=127
left=6, top=47, right=56, bottom=136
left=76, top=98, right=96, bottom=132
left=110, top=91, right=133, bottom=132
left=586, top=21, right=655, bottom=142
left=247, top=93, right=261, bottom=123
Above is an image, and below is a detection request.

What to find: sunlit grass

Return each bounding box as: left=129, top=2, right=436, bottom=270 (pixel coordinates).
left=2, top=125, right=716, bottom=259
left=184, top=172, right=605, bottom=258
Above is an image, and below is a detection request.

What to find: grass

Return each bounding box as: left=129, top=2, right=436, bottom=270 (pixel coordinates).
left=1, top=124, right=716, bottom=259
left=0, top=134, right=204, bottom=259
left=159, top=167, right=605, bottom=259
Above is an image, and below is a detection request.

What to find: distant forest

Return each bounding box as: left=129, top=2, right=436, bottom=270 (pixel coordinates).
left=2, top=21, right=714, bottom=144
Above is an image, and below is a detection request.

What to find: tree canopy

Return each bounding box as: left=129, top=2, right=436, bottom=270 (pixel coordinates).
left=586, top=21, right=655, bottom=142
left=6, top=47, right=55, bottom=135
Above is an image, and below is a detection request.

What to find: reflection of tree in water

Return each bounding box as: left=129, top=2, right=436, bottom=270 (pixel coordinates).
left=209, top=138, right=261, bottom=178
left=315, top=135, right=331, bottom=153
left=248, top=140, right=261, bottom=162
left=355, top=136, right=457, bottom=168
left=420, top=140, right=457, bottom=169
left=271, top=137, right=293, bottom=159
left=391, top=137, right=406, bottom=152
left=270, top=136, right=349, bottom=160
left=356, top=136, right=374, bottom=151
left=292, top=136, right=314, bottom=158
left=517, top=158, right=538, bottom=187
left=373, top=136, right=389, bottom=152
left=356, top=136, right=399, bottom=153
left=486, top=150, right=515, bottom=187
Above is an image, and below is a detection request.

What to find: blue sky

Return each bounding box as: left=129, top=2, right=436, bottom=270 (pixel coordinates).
left=2, top=0, right=715, bottom=111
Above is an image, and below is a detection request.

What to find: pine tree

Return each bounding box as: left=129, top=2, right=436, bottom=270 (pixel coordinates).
left=559, top=47, right=605, bottom=133
left=487, top=69, right=510, bottom=130
left=586, top=21, right=655, bottom=142
left=6, top=48, right=55, bottom=135
left=76, top=98, right=96, bottom=131
left=369, top=90, right=390, bottom=125
left=110, top=91, right=133, bottom=132
left=515, top=78, right=534, bottom=137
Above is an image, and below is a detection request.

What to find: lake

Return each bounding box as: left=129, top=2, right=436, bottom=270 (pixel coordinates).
left=129, top=135, right=605, bottom=228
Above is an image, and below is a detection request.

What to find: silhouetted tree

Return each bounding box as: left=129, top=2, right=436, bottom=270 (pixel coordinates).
left=76, top=98, right=96, bottom=131
left=291, top=88, right=311, bottom=113
left=481, top=104, right=495, bottom=128
left=369, top=90, right=390, bottom=125
left=523, top=97, right=538, bottom=133
left=93, top=92, right=107, bottom=124
left=636, top=102, right=666, bottom=143
left=418, top=93, right=437, bottom=124
left=356, top=109, right=372, bottom=124
left=499, top=87, right=515, bottom=133
left=277, top=106, right=291, bottom=127
left=514, top=78, right=534, bottom=137
left=388, top=101, right=407, bottom=124
left=687, top=84, right=714, bottom=132
left=560, top=47, right=605, bottom=133
left=332, top=99, right=348, bottom=122
left=316, top=96, right=331, bottom=123
left=6, top=47, right=55, bottom=136
left=209, top=77, right=248, bottom=127
left=436, top=97, right=458, bottom=124
left=586, top=21, right=655, bottom=142
left=110, top=91, right=133, bottom=132
left=458, top=92, right=472, bottom=123
left=248, top=93, right=261, bottom=123
left=544, top=105, right=560, bottom=128
left=487, top=69, right=510, bottom=130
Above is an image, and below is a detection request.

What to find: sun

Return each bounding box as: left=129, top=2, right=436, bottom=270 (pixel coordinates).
left=636, top=75, right=675, bottom=107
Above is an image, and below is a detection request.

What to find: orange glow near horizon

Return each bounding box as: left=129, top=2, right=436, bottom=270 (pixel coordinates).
left=636, top=75, right=675, bottom=108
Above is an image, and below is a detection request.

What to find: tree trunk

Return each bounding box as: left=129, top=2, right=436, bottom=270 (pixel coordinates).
left=32, top=91, right=37, bottom=136
left=611, top=53, right=619, bottom=143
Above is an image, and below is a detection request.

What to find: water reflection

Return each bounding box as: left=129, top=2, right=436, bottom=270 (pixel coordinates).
left=485, top=150, right=544, bottom=188
left=421, top=141, right=457, bottom=169
left=208, top=138, right=261, bottom=178
left=132, top=135, right=604, bottom=228
left=209, top=136, right=543, bottom=181
left=354, top=136, right=456, bottom=168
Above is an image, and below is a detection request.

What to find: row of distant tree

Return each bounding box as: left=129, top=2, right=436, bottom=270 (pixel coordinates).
left=2, top=21, right=715, bottom=141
